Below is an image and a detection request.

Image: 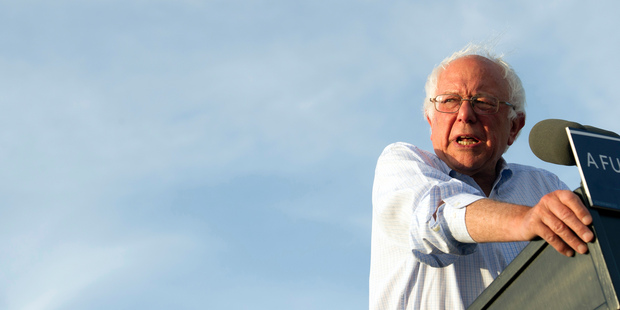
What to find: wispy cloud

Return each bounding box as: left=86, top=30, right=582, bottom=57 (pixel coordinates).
left=0, top=1, right=619, bottom=309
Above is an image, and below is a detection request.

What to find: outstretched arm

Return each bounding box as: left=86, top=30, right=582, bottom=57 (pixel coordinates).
left=465, top=190, right=594, bottom=257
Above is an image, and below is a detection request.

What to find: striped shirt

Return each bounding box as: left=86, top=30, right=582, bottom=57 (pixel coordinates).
left=369, top=142, right=568, bottom=309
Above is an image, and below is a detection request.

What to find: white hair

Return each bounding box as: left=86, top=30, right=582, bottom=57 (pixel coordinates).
left=423, top=43, right=526, bottom=121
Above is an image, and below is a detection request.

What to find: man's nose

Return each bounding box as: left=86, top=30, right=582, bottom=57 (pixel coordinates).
left=457, top=100, right=477, bottom=123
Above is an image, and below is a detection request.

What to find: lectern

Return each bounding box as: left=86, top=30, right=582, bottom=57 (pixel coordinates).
left=468, top=128, right=620, bottom=310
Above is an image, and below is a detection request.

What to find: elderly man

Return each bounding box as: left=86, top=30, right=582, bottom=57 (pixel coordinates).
left=369, top=45, right=594, bottom=309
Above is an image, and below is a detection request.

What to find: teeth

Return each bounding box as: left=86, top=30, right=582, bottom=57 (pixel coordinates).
left=458, top=140, right=477, bottom=145
left=457, top=136, right=478, bottom=145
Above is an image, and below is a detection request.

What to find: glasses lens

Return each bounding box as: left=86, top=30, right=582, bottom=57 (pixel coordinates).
left=435, top=94, right=461, bottom=112
left=471, top=96, right=499, bottom=114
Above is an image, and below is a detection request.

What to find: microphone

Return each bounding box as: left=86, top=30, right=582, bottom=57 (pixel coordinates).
left=528, top=119, right=620, bottom=166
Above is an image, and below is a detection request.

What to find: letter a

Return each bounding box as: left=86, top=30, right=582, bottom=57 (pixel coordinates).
left=588, top=152, right=600, bottom=169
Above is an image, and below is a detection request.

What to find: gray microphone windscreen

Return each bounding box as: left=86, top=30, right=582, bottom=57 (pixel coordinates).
left=528, top=119, right=584, bottom=166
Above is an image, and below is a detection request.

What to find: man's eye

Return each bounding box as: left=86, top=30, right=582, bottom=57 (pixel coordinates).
left=474, top=97, right=494, bottom=104
left=474, top=102, right=497, bottom=113
left=441, top=96, right=460, bottom=103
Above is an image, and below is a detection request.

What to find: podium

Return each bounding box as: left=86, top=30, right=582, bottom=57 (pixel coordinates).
left=468, top=128, right=620, bottom=310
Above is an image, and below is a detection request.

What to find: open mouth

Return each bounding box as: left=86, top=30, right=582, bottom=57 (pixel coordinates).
left=456, top=136, right=480, bottom=146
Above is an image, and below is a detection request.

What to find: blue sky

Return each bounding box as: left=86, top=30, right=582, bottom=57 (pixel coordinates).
left=2, top=1, right=620, bottom=309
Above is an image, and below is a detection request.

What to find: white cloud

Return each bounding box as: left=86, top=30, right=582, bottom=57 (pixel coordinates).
left=3, top=231, right=211, bottom=310
left=7, top=243, right=126, bottom=310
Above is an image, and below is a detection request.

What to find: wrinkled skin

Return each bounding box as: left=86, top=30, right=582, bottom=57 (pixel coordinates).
left=426, top=55, right=524, bottom=194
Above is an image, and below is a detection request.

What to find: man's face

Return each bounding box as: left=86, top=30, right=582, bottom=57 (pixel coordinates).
left=426, top=55, right=525, bottom=180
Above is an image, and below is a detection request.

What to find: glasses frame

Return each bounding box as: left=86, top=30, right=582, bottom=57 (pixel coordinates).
left=430, top=94, right=514, bottom=115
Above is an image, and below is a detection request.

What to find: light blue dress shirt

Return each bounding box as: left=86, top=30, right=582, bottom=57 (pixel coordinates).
left=370, top=142, right=568, bottom=309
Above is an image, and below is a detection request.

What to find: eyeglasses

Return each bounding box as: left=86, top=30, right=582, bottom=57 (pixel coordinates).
left=430, top=94, right=514, bottom=115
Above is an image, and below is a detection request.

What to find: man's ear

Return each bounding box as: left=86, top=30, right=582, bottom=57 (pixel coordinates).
left=507, top=113, right=526, bottom=146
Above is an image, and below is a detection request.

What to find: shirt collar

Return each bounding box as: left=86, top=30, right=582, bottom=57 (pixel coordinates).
left=495, top=158, right=513, bottom=187
left=447, top=157, right=514, bottom=194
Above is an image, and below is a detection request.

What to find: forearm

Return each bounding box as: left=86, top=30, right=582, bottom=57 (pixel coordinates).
left=464, top=198, right=530, bottom=243
left=464, top=191, right=594, bottom=257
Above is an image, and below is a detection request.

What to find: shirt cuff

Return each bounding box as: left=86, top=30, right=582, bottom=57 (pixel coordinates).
left=443, top=193, right=485, bottom=244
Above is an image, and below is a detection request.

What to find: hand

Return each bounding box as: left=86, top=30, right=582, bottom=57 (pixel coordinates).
left=519, top=190, right=594, bottom=257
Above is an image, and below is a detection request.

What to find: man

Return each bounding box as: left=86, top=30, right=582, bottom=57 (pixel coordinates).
left=369, top=45, right=594, bottom=309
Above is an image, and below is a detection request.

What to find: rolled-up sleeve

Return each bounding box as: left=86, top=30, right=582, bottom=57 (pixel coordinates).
left=372, top=143, right=485, bottom=267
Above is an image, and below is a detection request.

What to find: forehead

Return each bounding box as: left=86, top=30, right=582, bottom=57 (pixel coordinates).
left=436, top=55, right=509, bottom=98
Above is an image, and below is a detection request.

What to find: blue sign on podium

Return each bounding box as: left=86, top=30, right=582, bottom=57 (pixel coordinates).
left=568, top=128, right=620, bottom=212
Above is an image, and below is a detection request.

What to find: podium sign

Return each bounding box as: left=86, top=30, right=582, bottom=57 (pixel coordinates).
left=468, top=127, right=620, bottom=310
left=568, top=128, right=620, bottom=212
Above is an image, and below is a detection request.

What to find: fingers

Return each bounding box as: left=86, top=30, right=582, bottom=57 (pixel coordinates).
left=555, top=190, right=593, bottom=227
left=528, top=190, right=594, bottom=257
